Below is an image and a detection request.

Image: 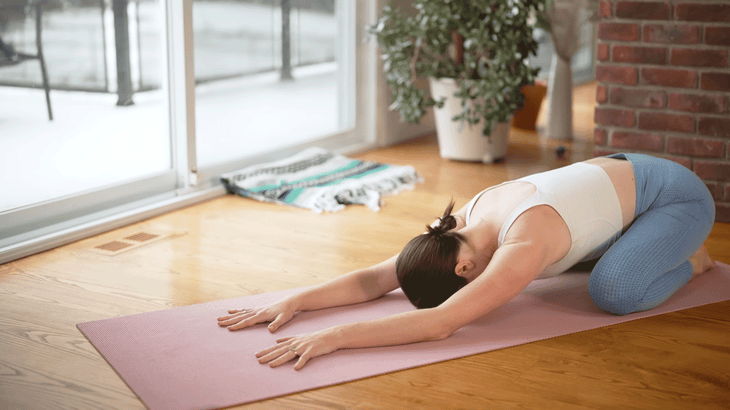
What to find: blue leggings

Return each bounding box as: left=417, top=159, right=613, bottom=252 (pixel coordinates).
left=588, top=153, right=715, bottom=315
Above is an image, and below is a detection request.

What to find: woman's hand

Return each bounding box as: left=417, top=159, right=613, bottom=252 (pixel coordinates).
left=255, top=328, right=341, bottom=370
left=217, top=297, right=298, bottom=333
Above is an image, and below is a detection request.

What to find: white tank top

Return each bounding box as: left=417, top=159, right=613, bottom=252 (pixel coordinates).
left=465, top=162, right=624, bottom=279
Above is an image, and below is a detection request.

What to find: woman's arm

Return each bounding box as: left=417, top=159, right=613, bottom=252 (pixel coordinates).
left=331, top=240, right=549, bottom=349
left=298, top=200, right=469, bottom=311
left=436, top=207, right=559, bottom=336
left=289, top=254, right=401, bottom=312
left=220, top=255, right=401, bottom=332
left=293, top=207, right=468, bottom=313
left=255, top=247, right=539, bottom=370
left=258, top=248, right=546, bottom=371
left=331, top=306, right=449, bottom=348
left=256, top=307, right=448, bottom=369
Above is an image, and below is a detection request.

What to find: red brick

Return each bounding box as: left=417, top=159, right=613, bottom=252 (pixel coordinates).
left=594, top=128, right=608, bottom=145
left=716, top=203, right=730, bottom=224
left=610, top=87, right=666, bottom=108
left=596, top=85, right=608, bottom=104
left=597, top=43, right=609, bottom=62
left=598, top=23, right=639, bottom=41
left=704, top=182, right=724, bottom=201
left=612, top=45, right=667, bottom=65
left=597, top=65, right=638, bottom=86
left=610, top=131, right=664, bottom=152
left=726, top=184, right=730, bottom=200
left=694, top=161, right=730, bottom=181
left=594, top=149, right=619, bottom=158
left=616, top=1, right=671, bottom=20
left=668, top=93, right=726, bottom=114
left=705, top=27, right=730, bottom=46
left=675, top=3, right=730, bottom=23
left=701, top=73, right=730, bottom=92
left=641, top=67, right=697, bottom=88
left=671, top=48, right=729, bottom=68
left=644, top=24, right=700, bottom=44
left=666, top=155, right=693, bottom=169
left=595, top=108, right=636, bottom=128
left=667, top=137, right=725, bottom=158
left=599, top=0, right=612, bottom=18
left=698, top=117, right=730, bottom=139
left=638, top=112, right=694, bottom=133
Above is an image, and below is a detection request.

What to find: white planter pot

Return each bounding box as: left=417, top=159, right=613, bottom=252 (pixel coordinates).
left=428, top=77, right=512, bottom=163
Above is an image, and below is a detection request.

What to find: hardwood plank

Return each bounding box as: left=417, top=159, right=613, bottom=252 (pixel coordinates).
left=1, top=81, right=728, bottom=409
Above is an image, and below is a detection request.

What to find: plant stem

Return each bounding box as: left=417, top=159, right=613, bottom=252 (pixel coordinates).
left=451, top=30, right=464, bottom=66
left=411, top=39, right=421, bottom=80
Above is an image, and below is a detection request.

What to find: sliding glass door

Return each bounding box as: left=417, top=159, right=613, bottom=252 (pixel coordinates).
left=0, top=0, right=179, bottom=262
left=0, top=0, right=375, bottom=264
left=0, top=0, right=172, bottom=214
left=192, top=0, right=366, bottom=186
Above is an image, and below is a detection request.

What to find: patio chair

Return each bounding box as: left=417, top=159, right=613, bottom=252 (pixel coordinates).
left=0, top=0, right=52, bottom=120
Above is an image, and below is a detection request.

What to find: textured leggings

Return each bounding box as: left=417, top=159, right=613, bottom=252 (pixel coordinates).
left=588, top=153, right=715, bottom=315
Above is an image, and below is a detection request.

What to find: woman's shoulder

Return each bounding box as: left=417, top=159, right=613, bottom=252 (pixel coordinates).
left=501, top=204, right=572, bottom=266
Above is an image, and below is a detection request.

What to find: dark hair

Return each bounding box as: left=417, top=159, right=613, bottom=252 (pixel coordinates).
left=396, top=200, right=468, bottom=309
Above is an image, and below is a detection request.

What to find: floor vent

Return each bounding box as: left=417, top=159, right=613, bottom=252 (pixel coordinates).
left=95, top=241, right=133, bottom=253
left=124, top=232, right=159, bottom=242
left=92, top=231, right=176, bottom=256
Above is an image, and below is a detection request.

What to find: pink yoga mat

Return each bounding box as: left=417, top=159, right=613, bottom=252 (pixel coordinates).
left=78, top=262, right=730, bottom=410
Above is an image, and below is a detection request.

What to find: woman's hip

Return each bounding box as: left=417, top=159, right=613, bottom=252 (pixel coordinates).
left=606, top=153, right=715, bottom=225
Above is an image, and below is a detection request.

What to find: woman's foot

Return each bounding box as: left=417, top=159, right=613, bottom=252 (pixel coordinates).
left=689, top=245, right=715, bottom=278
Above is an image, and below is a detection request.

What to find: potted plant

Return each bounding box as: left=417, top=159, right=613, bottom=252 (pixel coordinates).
left=368, top=0, right=549, bottom=163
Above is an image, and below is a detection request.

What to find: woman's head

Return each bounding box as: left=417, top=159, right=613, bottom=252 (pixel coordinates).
left=396, top=200, right=468, bottom=309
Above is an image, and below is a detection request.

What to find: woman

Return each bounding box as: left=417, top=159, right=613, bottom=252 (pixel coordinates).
left=217, top=153, right=717, bottom=370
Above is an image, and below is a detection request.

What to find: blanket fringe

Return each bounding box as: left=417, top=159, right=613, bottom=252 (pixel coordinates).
left=311, top=167, right=423, bottom=213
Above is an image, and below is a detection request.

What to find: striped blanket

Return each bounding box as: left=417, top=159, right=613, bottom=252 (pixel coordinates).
left=220, top=148, right=424, bottom=213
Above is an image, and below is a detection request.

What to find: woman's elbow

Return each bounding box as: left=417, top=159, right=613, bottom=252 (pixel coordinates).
left=432, top=323, right=456, bottom=341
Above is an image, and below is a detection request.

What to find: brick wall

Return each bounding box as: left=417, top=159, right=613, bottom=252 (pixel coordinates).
left=593, top=0, right=730, bottom=223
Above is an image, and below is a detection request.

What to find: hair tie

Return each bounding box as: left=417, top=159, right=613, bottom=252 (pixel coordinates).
left=425, top=199, right=458, bottom=237
left=427, top=224, right=447, bottom=237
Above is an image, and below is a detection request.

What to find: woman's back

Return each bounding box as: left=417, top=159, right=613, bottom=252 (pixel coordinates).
left=466, top=157, right=637, bottom=277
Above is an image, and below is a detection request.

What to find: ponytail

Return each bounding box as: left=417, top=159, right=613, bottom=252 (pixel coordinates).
left=425, top=200, right=457, bottom=237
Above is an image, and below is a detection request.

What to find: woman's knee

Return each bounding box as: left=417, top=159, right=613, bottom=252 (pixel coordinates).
left=588, top=273, right=640, bottom=316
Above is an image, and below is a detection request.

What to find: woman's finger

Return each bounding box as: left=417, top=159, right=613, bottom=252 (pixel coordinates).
left=257, top=344, right=294, bottom=364
left=293, top=351, right=311, bottom=370
left=255, top=340, right=292, bottom=358
left=217, top=311, right=257, bottom=326
left=255, top=343, right=284, bottom=358
left=268, top=349, right=298, bottom=368
left=275, top=336, right=295, bottom=343
left=217, top=311, right=251, bottom=323
left=267, top=313, right=291, bottom=332
left=226, top=313, right=268, bottom=330
left=217, top=309, right=254, bottom=321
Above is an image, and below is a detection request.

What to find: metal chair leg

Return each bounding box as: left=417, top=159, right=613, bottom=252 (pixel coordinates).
left=35, top=2, right=52, bottom=121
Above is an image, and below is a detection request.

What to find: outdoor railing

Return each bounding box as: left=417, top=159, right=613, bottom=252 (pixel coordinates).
left=0, top=0, right=336, bottom=104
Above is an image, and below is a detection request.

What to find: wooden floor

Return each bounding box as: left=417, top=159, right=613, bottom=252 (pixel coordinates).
left=1, top=82, right=729, bottom=410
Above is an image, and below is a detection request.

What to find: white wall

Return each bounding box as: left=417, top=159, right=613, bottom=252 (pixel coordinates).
left=374, top=0, right=436, bottom=147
